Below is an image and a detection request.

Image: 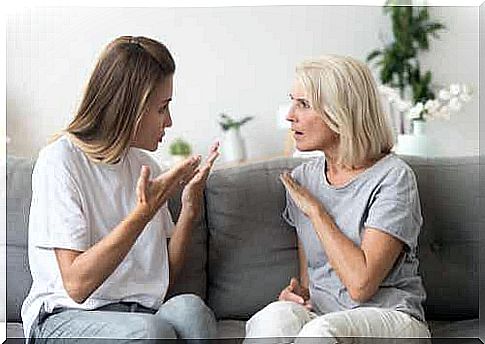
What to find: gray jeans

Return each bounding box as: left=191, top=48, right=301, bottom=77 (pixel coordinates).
left=31, top=294, right=217, bottom=342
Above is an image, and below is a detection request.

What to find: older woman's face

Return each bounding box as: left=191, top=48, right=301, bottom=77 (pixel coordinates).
left=286, top=79, right=338, bottom=152
left=132, top=76, right=173, bottom=151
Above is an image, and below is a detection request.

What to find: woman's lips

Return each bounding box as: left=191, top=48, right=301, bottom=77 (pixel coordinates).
left=292, top=130, right=304, bottom=139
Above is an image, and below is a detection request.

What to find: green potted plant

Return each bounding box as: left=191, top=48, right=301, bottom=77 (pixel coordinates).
left=367, top=3, right=445, bottom=104
left=218, top=113, right=254, bottom=132
left=366, top=3, right=449, bottom=156
left=169, top=138, right=192, bottom=163
left=218, top=113, right=254, bottom=162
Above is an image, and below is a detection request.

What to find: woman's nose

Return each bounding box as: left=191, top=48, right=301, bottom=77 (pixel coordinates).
left=164, top=113, right=173, bottom=128
left=286, top=104, right=296, bottom=123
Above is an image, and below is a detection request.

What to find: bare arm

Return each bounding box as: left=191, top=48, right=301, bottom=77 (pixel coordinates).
left=298, top=238, right=309, bottom=290
left=167, top=142, right=220, bottom=288
left=277, top=240, right=312, bottom=309
left=310, top=210, right=403, bottom=302
left=166, top=210, right=196, bottom=288
left=55, top=211, right=149, bottom=303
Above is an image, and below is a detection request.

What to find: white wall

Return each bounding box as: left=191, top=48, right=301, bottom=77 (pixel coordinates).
left=420, top=6, right=479, bottom=156
left=6, top=5, right=479, bottom=162
left=7, top=6, right=391, bottom=162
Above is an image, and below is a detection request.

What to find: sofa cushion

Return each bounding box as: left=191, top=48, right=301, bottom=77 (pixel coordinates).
left=205, top=158, right=305, bottom=319
left=165, top=186, right=208, bottom=300
left=428, top=319, right=479, bottom=338
left=400, top=156, right=480, bottom=320
left=216, top=320, right=246, bottom=339
left=6, top=322, right=25, bottom=338
left=6, top=156, right=35, bottom=322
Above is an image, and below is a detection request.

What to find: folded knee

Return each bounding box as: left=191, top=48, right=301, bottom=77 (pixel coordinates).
left=165, top=293, right=206, bottom=310
left=135, top=316, right=177, bottom=339
left=246, top=301, right=311, bottom=338
left=297, top=318, right=340, bottom=339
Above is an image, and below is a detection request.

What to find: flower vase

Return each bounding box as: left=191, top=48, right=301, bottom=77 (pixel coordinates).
left=222, top=128, right=246, bottom=163
left=395, top=120, right=429, bottom=157
left=412, top=119, right=426, bottom=136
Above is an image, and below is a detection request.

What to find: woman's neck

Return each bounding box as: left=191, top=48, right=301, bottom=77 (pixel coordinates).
left=323, top=151, right=376, bottom=186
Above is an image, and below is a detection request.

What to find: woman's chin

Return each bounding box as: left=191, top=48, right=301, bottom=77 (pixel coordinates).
left=295, top=143, right=314, bottom=152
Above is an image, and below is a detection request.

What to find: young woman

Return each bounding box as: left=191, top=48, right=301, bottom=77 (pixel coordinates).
left=21, top=36, right=219, bottom=342
left=245, top=55, right=430, bottom=342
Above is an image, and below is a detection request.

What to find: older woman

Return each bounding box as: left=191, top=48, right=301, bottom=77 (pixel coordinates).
left=21, top=36, right=219, bottom=342
left=245, top=55, right=430, bottom=342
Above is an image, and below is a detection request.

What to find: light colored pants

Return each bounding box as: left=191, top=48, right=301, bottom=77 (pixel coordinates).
left=32, top=294, right=217, bottom=342
left=245, top=301, right=431, bottom=344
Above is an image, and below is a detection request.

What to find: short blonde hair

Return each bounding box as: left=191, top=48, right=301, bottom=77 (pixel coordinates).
left=296, top=55, right=394, bottom=168
left=59, top=36, right=175, bottom=164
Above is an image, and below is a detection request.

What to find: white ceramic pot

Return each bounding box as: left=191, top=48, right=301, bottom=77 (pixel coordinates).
left=222, top=128, right=246, bottom=163
left=412, top=120, right=426, bottom=136
left=395, top=120, right=431, bottom=156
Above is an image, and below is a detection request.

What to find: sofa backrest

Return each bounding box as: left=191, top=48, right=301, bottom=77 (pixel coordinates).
left=205, top=155, right=480, bottom=321
left=6, top=156, right=35, bottom=322
left=205, top=158, right=305, bottom=319
left=400, top=155, right=480, bottom=320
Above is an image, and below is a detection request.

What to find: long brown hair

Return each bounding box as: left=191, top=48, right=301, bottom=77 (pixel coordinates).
left=61, top=36, right=175, bottom=164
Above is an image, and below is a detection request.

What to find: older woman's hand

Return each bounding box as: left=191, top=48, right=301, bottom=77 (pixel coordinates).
left=279, top=277, right=312, bottom=310
left=180, top=142, right=220, bottom=220
left=280, top=172, right=323, bottom=219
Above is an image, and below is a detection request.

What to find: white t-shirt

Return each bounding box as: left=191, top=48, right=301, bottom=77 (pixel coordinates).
left=21, top=135, right=175, bottom=337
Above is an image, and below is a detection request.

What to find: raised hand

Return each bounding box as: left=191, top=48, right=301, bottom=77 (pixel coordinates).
left=181, top=141, right=220, bottom=219
left=278, top=277, right=312, bottom=310
left=280, top=171, right=322, bottom=218
left=135, top=155, right=201, bottom=221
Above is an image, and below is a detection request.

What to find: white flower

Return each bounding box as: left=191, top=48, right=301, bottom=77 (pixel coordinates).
left=459, top=93, right=472, bottom=103
left=461, top=84, right=472, bottom=96
left=449, top=84, right=461, bottom=96
left=437, top=105, right=451, bottom=120
left=439, top=89, right=451, bottom=101
left=424, top=99, right=440, bottom=113
left=409, top=102, right=424, bottom=119
left=448, top=97, right=462, bottom=112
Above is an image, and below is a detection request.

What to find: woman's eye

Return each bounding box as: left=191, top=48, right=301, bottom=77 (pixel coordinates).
left=297, top=101, right=310, bottom=109
left=159, top=105, right=169, bottom=114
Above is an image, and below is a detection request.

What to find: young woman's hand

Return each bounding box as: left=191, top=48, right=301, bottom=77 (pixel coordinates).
left=280, top=171, right=323, bottom=219
left=134, top=156, right=202, bottom=221
left=181, top=142, right=220, bottom=220
left=279, top=277, right=312, bottom=310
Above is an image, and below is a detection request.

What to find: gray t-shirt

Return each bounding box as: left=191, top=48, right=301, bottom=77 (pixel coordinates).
left=283, top=153, right=426, bottom=321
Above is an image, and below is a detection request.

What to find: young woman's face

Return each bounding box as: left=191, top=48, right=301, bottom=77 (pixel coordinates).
left=286, top=79, right=339, bottom=152
left=132, top=76, right=173, bottom=151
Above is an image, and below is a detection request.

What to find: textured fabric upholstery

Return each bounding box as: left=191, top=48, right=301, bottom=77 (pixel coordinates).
left=400, top=155, right=480, bottom=320
left=6, top=156, right=35, bottom=322
left=205, top=158, right=305, bottom=319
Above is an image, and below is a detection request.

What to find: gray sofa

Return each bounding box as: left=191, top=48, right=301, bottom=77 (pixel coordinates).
left=5, top=154, right=481, bottom=341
